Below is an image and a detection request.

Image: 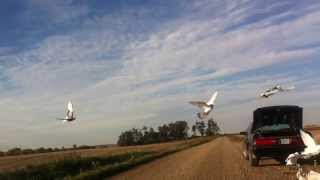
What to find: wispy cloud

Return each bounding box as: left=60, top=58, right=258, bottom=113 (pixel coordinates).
left=0, top=0, right=319, bottom=149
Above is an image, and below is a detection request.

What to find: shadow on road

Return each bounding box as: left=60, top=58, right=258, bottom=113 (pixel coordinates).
left=258, top=163, right=283, bottom=167
left=257, top=157, right=284, bottom=167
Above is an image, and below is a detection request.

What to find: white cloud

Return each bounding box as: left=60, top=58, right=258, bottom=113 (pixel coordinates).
left=0, top=0, right=320, bottom=149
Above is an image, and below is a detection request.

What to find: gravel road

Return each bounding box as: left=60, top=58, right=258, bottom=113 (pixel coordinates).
left=110, top=136, right=298, bottom=180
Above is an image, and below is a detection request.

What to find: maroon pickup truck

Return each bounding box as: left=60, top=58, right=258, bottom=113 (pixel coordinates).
left=241, top=105, right=305, bottom=166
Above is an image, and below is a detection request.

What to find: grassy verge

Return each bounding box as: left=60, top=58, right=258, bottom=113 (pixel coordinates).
left=0, top=152, right=151, bottom=180
left=0, top=136, right=215, bottom=180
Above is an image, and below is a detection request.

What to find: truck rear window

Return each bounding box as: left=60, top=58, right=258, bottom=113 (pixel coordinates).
left=253, top=109, right=299, bottom=132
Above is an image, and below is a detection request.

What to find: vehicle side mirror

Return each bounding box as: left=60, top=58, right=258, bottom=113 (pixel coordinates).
left=240, top=131, right=247, bottom=135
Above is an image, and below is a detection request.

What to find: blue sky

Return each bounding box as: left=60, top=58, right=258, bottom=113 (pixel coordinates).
left=0, top=0, right=320, bottom=150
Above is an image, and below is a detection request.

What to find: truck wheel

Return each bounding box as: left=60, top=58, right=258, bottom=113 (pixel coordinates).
left=249, top=152, right=259, bottom=166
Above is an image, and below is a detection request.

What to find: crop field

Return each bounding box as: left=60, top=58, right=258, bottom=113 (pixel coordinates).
left=0, top=136, right=215, bottom=179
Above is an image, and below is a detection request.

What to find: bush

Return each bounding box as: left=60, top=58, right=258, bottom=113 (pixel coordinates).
left=77, top=145, right=92, bottom=150
left=21, top=149, right=34, bottom=155
left=7, top=148, right=22, bottom=156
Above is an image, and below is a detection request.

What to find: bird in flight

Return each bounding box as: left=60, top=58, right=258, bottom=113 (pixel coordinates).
left=286, top=130, right=320, bottom=166
left=56, top=101, right=76, bottom=122
left=260, top=85, right=295, bottom=98
left=189, top=91, right=218, bottom=120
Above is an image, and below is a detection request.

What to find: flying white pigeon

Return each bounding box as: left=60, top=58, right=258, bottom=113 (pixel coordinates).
left=260, top=85, right=295, bottom=98
left=286, top=130, right=320, bottom=166
left=189, top=91, right=218, bottom=120
left=56, top=101, right=76, bottom=122
left=286, top=152, right=303, bottom=166
left=300, top=130, right=320, bottom=157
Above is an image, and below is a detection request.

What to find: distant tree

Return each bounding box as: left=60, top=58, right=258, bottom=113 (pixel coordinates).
left=148, top=127, right=160, bottom=143
left=22, top=149, right=34, bottom=155
left=78, top=145, right=90, bottom=150
left=178, top=121, right=189, bottom=139
left=73, top=144, right=77, bottom=149
left=158, top=124, right=170, bottom=142
left=141, top=126, right=148, bottom=136
left=117, top=121, right=190, bottom=146
left=131, top=128, right=143, bottom=144
left=118, top=131, right=134, bottom=146
left=36, top=147, right=46, bottom=153
left=206, top=118, right=220, bottom=136
left=117, top=128, right=144, bottom=146
left=196, top=121, right=206, bottom=136
left=141, top=126, right=149, bottom=144
left=191, top=124, right=197, bottom=136
left=0, top=151, right=4, bottom=156
left=7, top=148, right=22, bottom=156
left=141, top=127, right=159, bottom=144
left=168, top=121, right=189, bottom=140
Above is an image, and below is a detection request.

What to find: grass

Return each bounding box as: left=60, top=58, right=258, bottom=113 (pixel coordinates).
left=0, top=152, right=151, bottom=180
left=0, top=136, right=215, bottom=180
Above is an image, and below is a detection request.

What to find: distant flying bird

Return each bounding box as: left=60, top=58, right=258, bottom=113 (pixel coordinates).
left=189, top=91, right=218, bottom=119
left=286, top=130, right=320, bottom=166
left=56, top=101, right=76, bottom=122
left=260, top=85, right=295, bottom=98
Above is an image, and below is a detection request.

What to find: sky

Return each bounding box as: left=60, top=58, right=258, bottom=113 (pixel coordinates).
left=0, top=0, right=320, bottom=150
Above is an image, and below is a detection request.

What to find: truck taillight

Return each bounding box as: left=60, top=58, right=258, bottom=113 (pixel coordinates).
left=254, top=137, right=277, bottom=146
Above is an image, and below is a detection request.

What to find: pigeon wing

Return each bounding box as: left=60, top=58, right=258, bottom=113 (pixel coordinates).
left=300, top=130, right=317, bottom=153
left=189, top=101, right=209, bottom=109
left=206, top=91, right=218, bottom=105
left=67, top=101, right=73, bottom=112
left=284, top=85, right=295, bottom=91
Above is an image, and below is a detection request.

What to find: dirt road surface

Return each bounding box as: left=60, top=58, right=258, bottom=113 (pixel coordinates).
left=110, top=136, right=299, bottom=180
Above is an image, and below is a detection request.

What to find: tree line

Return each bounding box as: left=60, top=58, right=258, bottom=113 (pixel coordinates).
left=117, top=118, right=220, bottom=146
left=0, top=145, right=98, bottom=157
left=191, top=118, right=220, bottom=136
left=0, top=119, right=220, bottom=156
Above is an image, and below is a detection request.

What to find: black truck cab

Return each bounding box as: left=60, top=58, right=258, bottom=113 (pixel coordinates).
left=243, top=105, right=305, bottom=166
